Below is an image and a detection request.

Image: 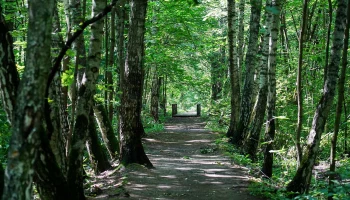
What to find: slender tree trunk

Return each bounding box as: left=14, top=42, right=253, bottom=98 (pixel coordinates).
left=119, top=0, right=153, bottom=168
left=93, top=102, right=119, bottom=159
left=296, top=0, right=309, bottom=168
left=67, top=0, right=106, bottom=198
left=233, top=0, right=262, bottom=146
left=324, top=0, right=332, bottom=83
left=261, top=0, right=280, bottom=178
left=0, top=164, right=3, bottom=197
left=86, top=111, right=112, bottom=173
left=2, top=0, right=54, bottom=199
left=226, top=0, right=241, bottom=138
left=286, top=0, right=347, bottom=194
left=328, top=0, right=350, bottom=198
left=150, top=68, right=160, bottom=122
left=237, top=0, right=245, bottom=78
left=107, top=7, right=116, bottom=122
left=244, top=0, right=274, bottom=159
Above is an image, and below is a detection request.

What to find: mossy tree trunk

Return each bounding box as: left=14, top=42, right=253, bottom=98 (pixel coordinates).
left=233, top=0, right=262, bottom=146
left=119, top=0, right=153, bottom=168
left=2, top=0, right=55, bottom=199
left=244, top=0, right=273, bottom=158
left=226, top=0, right=241, bottom=138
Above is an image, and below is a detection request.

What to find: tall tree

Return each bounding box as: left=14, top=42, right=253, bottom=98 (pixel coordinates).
left=66, top=0, right=107, bottom=198
left=226, top=0, right=241, bottom=138
left=232, top=0, right=262, bottom=146
left=119, top=0, right=153, bottom=168
left=286, top=0, right=347, bottom=194
left=296, top=0, right=308, bottom=167
left=261, top=0, right=280, bottom=177
left=328, top=0, right=350, bottom=198
left=0, top=4, right=20, bottom=124
left=2, top=0, right=54, bottom=198
left=244, top=0, right=274, bottom=158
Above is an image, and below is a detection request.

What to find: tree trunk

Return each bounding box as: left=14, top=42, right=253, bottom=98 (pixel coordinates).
left=67, top=0, right=106, bottom=198
left=237, top=0, right=245, bottom=80
left=233, top=0, right=262, bottom=146
left=261, top=0, right=280, bottom=178
left=2, top=0, right=54, bottom=199
left=86, top=111, right=112, bottom=173
left=226, top=0, right=241, bottom=138
left=0, top=6, right=20, bottom=124
left=244, top=0, right=273, bottom=158
left=0, top=164, right=3, bottom=197
left=94, top=103, right=119, bottom=159
left=150, top=68, right=160, bottom=122
left=286, top=0, right=347, bottom=194
left=34, top=127, right=69, bottom=200
left=328, top=0, right=350, bottom=198
left=107, top=7, right=116, bottom=122
left=119, top=0, right=153, bottom=168
left=296, top=0, right=308, bottom=168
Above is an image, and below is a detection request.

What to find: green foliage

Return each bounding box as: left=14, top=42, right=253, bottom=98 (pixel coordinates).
left=0, top=108, right=11, bottom=165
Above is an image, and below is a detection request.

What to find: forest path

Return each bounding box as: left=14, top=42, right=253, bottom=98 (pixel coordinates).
left=88, top=117, right=264, bottom=200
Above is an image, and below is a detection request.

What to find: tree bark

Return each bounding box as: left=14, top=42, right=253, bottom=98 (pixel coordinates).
left=67, top=0, right=106, bottom=198
left=94, top=103, right=119, bottom=159
left=244, top=0, right=273, bottom=159
left=286, top=0, right=347, bottom=194
left=2, top=0, right=54, bottom=199
left=261, top=0, right=280, bottom=178
left=119, top=0, right=153, bottom=168
left=233, top=0, right=262, bottom=146
left=86, top=111, right=112, bottom=173
left=328, top=0, right=350, bottom=198
left=34, top=127, right=69, bottom=200
left=0, top=5, right=20, bottom=124
left=226, top=0, right=241, bottom=138
left=296, top=0, right=308, bottom=168
left=150, top=68, right=160, bottom=122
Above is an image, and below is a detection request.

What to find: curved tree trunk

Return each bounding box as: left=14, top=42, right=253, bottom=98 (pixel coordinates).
left=226, top=0, right=241, bottom=138
left=286, top=0, right=347, bottom=194
left=2, top=0, right=54, bottom=198
left=94, top=103, right=120, bottom=159
left=233, top=0, right=262, bottom=146
left=119, top=0, right=153, bottom=168
left=86, top=111, right=112, bottom=173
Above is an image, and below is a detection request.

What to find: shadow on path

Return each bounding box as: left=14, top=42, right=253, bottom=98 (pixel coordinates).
left=121, top=117, right=263, bottom=200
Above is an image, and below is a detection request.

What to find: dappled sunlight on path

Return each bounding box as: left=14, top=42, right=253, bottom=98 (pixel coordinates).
left=117, top=117, right=263, bottom=200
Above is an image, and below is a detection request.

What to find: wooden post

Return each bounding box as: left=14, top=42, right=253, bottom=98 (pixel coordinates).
left=197, top=104, right=201, bottom=117
left=172, top=104, right=177, bottom=117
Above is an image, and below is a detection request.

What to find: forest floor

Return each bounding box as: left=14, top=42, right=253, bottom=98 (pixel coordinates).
left=86, top=117, right=265, bottom=200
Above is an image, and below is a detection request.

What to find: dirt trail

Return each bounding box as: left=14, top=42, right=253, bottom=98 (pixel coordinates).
left=88, top=117, right=263, bottom=200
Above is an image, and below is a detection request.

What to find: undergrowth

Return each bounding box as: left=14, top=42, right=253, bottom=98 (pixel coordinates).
left=205, top=116, right=350, bottom=200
